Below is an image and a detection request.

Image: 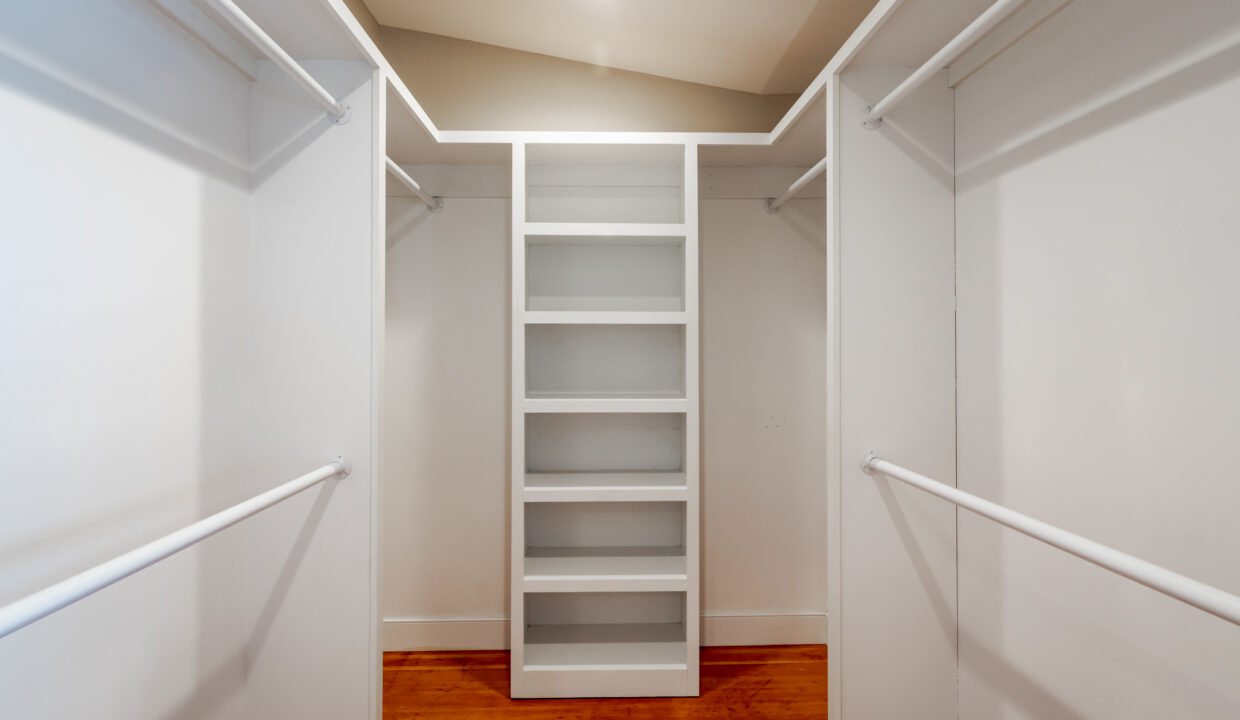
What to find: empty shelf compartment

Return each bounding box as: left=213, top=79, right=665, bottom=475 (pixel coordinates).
left=525, top=546, right=688, bottom=592
left=526, top=414, right=685, bottom=474
left=524, top=592, right=688, bottom=671
left=526, top=144, right=685, bottom=224
left=526, top=324, right=685, bottom=400
left=524, top=623, right=688, bottom=670
left=526, top=236, right=685, bottom=313
left=526, top=501, right=684, bottom=548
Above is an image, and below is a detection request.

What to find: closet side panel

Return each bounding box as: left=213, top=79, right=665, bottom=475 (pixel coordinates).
left=239, top=61, right=382, bottom=720
left=835, top=67, right=958, bottom=719
left=955, top=2, right=1240, bottom=718
left=0, top=2, right=252, bottom=718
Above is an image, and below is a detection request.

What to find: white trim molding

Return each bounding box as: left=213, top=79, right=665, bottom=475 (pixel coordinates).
left=384, top=617, right=511, bottom=651
left=701, top=612, right=827, bottom=647
left=382, top=612, right=827, bottom=652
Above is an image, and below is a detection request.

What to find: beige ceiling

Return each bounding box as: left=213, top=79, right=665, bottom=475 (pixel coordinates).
left=362, top=0, right=878, bottom=95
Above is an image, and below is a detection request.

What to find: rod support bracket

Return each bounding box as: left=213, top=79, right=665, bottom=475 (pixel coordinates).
left=861, top=107, right=883, bottom=130
left=430, top=198, right=445, bottom=213
left=330, top=104, right=352, bottom=126
left=861, top=450, right=880, bottom=475
left=764, top=198, right=778, bottom=214
left=330, top=455, right=352, bottom=478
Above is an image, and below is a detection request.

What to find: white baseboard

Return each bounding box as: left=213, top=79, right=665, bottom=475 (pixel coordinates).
left=383, top=618, right=510, bottom=651
left=382, top=612, right=827, bottom=652
left=701, top=612, right=827, bottom=646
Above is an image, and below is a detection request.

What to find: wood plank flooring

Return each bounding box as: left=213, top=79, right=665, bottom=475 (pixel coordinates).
left=383, top=644, right=827, bottom=719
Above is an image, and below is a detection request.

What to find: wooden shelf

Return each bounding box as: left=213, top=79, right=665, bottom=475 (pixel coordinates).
left=524, top=623, right=687, bottom=671
left=525, top=472, right=688, bottom=502
left=523, top=222, right=688, bottom=237
left=523, top=311, right=687, bottom=325
left=524, top=546, right=688, bottom=592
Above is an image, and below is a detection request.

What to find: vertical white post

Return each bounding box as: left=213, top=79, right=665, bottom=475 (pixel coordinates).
left=509, top=141, right=527, bottom=695
left=824, top=73, right=844, bottom=720
left=369, top=67, right=386, bottom=720
left=683, top=143, right=701, bottom=693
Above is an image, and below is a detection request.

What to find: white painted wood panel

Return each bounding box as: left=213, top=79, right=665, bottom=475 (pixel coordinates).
left=517, top=665, right=692, bottom=697
left=523, top=397, right=689, bottom=413
left=241, top=60, right=381, bottom=720
left=509, top=142, right=529, bottom=686
left=681, top=143, right=702, bottom=695
left=834, top=65, right=958, bottom=719
left=525, top=472, right=689, bottom=503
left=513, top=142, right=699, bottom=697
left=524, top=222, right=687, bottom=237
left=524, top=311, right=688, bottom=324
left=525, top=549, right=688, bottom=593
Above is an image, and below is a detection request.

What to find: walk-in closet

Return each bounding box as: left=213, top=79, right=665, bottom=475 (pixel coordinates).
left=3, top=0, right=1239, bottom=718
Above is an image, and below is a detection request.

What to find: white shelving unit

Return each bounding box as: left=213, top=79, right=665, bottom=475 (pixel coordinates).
left=511, top=142, right=700, bottom=698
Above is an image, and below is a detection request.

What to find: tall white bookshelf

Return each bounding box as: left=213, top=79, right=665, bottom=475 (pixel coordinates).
left=511, top=142, right=700, bottom=698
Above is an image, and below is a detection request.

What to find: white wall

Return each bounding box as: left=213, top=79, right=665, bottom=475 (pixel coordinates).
left=955, top=1, right=1240, bottom=717
left=0, top=4, right=382, bottom=718
left=382, top=194, right=512, bottom=649
left=0, top=1, right=252, bottom=717
left=381, top=167, right=827, bottom=649
left=700, top=195, right=828, bottom=644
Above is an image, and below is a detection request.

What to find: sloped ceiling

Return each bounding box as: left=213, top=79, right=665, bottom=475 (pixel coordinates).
left=363, top=0, right=877, bottom=94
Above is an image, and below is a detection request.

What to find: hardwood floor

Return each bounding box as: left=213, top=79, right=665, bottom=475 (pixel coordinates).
left=383, top=644, right=827, bottom=719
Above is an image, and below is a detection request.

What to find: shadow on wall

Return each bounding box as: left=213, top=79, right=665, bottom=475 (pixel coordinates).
left=386, top=198, right=434, bottom=250
left=956, top=5, right=1240, bottom=189
left=172, top=484, right=336, bottom=720
left=0, top=0, right=250, bottom=185
left=0, top=2, right=374, bottom=187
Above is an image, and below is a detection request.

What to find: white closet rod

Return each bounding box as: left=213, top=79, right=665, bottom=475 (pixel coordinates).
left=861, top=0, right=1025, bottom=128
left=203, top=0, right=351, bottom=123
left=861, top=452, right=1240, bottom=627
left=0, top=457, right=351, bottom=640
left=766, top=156, right=827, bottom=213
left=385, top=157, right=443, bottom=211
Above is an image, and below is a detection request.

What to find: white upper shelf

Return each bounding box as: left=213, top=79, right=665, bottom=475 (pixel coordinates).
left=523, top=223, right=687, bottom=237
left=524, top=472, right=689, bottom=503
left=523, top=312, right=688, bottom=325
left=524, top=546, right=688, bottom=593
left=283, top=0, right=1028, bottom=167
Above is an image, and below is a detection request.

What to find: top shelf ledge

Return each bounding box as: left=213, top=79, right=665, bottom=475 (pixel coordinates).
left=522, top=222, right=688, bottom=237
